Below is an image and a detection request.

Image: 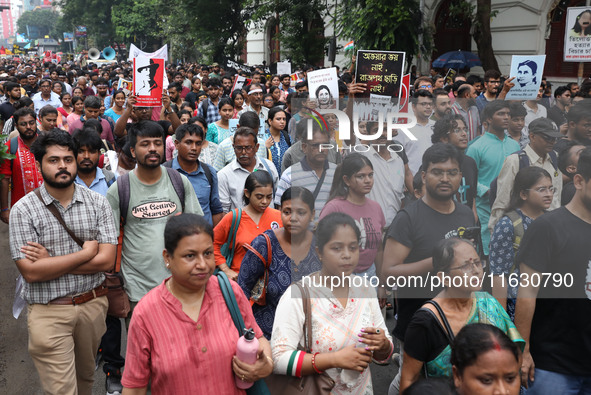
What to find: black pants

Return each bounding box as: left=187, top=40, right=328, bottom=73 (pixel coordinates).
left=100, top=315, right=125, bottom=375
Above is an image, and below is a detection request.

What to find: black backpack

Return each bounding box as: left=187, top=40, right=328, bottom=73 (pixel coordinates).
left=489, top=149, right=558, bottom=208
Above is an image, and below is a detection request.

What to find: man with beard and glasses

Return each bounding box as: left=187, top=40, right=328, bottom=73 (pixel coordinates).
left=451, top=84, right=481, bottom=141
left=0, top=107, right=43, bottom=224
left=106, top=120, right=202, bottom=326
left=475, top=70, right=514, bottom=116
left=382, top=143, right=476, bottom=395
left=8, top=129, right=118, bottom=395
left=217, top=127, right=278, bottom=213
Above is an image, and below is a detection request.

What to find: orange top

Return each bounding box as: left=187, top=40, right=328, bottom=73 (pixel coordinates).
left=213, top=208, right=282, bottom=272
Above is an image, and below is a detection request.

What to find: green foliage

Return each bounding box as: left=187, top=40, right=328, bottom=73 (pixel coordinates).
left=57, top=0, right=118, bottom=48
left=16, top=9, right=58, bottom=38
left=336, top=0, right=432, bottom=65
left=246, top=0, right=328, bottom=66
left=0, top=144, right=14, bottom=181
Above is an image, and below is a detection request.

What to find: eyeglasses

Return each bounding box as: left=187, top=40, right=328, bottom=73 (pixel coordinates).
left=527, top=186, right=556, bottom=194
left=428, top=168, right=460, bottom=178
left=418, top=85, right=433, bottom=89
left=538, top=134, right=558, bottom=144
left=449, top=127, right=468, bottom=134
left=234, top=145, right=255, bottom=153
left=450, top=259, right=486, bottom=274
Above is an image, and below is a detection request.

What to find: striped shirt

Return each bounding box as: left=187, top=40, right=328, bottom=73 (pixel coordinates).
left=122, top=277, right=263, bottom=394
left=274, top=158, right=336, bottom=222
left=451, top=101, right=481, bottom=142
left=9, top=184, right=117, bottom=304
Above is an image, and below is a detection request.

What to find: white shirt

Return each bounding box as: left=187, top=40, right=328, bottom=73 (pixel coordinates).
left=397, top=119, right=434, bottom=174
left=523, top=102, right=548, bottom=130
left=217, top=157, right=279, bottom=212
left=360, top=147, right=405, bottom=225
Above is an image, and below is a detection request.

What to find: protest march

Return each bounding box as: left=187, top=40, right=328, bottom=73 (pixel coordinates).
left=1, top=2, right=591, bottom=395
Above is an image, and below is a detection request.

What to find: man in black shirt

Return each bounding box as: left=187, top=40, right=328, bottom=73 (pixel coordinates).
left=547, top=86, right=571, bottom=133
left=431, top=113, right=478, bottom=216
left=383, top=143, right=476, bottom=394
left=0, top=81, right=21, bottom=130
left=515, top=147, right=591, bottom=393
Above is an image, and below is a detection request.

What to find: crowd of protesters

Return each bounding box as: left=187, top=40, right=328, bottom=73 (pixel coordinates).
left=1, top=56, right=590, bottom=395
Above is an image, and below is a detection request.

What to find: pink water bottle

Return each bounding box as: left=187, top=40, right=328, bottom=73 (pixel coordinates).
left=235, top=328, right=259, bottom=389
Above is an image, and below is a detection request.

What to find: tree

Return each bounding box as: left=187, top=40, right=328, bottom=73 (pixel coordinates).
left=336, top=0, right=433, bottom=68
left=56, top=0, right=118, bottom=48
left=17, top=9, right=58, bottom=39
left=111, top=0, right=164, bottom=49
left=246, top=0, right=328, bottom=66
left=449, top=0, right=499, bottom=71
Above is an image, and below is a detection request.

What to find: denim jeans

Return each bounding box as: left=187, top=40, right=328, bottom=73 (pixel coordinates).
left=527, top=368, right=591, bottom=395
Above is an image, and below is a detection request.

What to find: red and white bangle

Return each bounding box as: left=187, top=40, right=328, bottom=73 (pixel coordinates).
left=311, top=352, right=324, bottom=374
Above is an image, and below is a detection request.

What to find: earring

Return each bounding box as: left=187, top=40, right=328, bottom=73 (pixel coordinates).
left=165, top=261, right=170, bottom=268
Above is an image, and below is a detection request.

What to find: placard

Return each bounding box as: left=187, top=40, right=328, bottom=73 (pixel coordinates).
left=307, top=67, right=339, bottom=109
left=277, top=60, right=291, bottom=75
left=564, top=7, right=591, bottom=62
left=133, top=57, right=164, bottom=107
left=355, top=50, right=405, bottom=98
left=505, top=55, right=546, bottom=100
left=229, top=118, right=266, bottom=142
left=117, top=78, right=133, bottom=96
left=231, top=75, right=252, bottom=92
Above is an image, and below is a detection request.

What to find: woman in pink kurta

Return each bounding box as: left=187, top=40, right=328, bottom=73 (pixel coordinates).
left=122, top=214, right=273, bottom=394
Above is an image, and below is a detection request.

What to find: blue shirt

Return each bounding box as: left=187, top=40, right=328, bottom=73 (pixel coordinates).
left=74, top=168, right=111, bottom=196
left=171, top=158, right=223, bottom=224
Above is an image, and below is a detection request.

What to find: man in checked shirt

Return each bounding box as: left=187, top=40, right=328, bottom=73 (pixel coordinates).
left=9, top=129, right=117, bottom=395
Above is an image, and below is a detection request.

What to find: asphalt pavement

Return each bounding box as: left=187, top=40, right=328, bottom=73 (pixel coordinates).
left=0, top=223, right=398, bottom=394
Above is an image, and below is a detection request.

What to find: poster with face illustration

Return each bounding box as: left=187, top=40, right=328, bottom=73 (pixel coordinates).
left=133, top=56, right=164, bottom=107
left=564, top=7, right=591, bottom=61
left=307, top=67, right=339, bottom=110
left=505, top=55, right=546, bottom=100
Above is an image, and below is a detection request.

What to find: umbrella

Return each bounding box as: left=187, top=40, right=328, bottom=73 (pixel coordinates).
left=432, top=50, right=482, bottom=69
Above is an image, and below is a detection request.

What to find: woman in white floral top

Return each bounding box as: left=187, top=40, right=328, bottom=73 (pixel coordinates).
left=271, top=212, right=393, bottom=395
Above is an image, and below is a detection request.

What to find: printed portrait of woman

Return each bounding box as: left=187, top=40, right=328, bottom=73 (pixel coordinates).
left=570, top=10, right=591, bottom=37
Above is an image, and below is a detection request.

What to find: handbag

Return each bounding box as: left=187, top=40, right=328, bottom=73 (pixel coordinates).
left=34, top=189, right=130, bottom=318
left=266, top=282, right=336, bottom=394
left=216, top=270, right=271, bottom=395
left=243, top=232, right=272, bottom=306
left=220, top=209, right=242, bottom=268
left=420, top=300, right=454, bottom=378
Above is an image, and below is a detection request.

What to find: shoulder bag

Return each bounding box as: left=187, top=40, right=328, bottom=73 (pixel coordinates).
left=243, top=232, right=272, bottom=305
left=220, top=208, right=242, bottom=268
left=33, top=189, right=130, bottom=317
left=266, top=282, right=336, bottom=394
left=216, top=270, right=271, bottom=395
